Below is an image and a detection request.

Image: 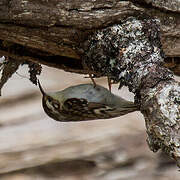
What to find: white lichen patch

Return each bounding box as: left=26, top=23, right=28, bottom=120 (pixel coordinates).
left=109, top=59, right=116, bottom=69
left=123, top=41, right=145, bottom=57
left=96, top=31, right=104, bottom=40
left=0, top=56, right=5, bottom=64
left=111, top=25, right=122, bottom=35
left=158, top=83, right=180, bottom=126
left=149, top=50, right=164, bottom=63
left=118, top=71, right=126, bottom=79
left=125, top=19, right=142, bottom=31
left=110, top=19, right=143, bottom=39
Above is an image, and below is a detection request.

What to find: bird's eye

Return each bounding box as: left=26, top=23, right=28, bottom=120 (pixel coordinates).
left=47, top=97, right=52, bottom=103
left=52, top=102, right=60, bottom=109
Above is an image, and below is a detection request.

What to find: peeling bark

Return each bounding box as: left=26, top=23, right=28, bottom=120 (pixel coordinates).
left=81, top=17, right=180, bottom=167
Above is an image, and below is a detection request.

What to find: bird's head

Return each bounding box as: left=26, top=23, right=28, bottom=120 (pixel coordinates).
left=37, top=80, right=66, bottom=121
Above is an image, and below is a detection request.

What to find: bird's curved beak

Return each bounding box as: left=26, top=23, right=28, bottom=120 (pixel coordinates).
left=37, top=80, right=46, bottom=96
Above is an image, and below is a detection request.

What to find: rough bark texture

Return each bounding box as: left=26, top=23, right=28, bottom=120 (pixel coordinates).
left=81, top=17, right=180, bottom=167
left=0, top=0, right=179, bottom=75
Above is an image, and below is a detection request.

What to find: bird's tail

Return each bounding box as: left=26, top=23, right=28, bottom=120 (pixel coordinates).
left=118, top=101, right=139, bottom=115
left=109, top=101, right=139, bottom=117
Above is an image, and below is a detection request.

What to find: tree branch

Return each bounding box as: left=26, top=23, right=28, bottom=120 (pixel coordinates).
left=0, top=0, right=179, bottom=76
left=81, top=16, right=180, bottom=167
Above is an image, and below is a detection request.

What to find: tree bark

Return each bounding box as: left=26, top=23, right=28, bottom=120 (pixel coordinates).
left=0, top=0, right=179, bottom=75
left=81, top=17, right=180, bottom=167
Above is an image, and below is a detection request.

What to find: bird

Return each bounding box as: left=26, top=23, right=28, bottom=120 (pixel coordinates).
left=38, top=80, right=138, bottom=122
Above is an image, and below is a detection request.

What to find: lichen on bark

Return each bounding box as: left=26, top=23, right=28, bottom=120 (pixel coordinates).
left=82, top=16, right=180, bottom=167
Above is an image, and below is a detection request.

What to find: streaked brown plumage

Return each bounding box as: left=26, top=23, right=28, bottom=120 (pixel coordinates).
left=38, top=81, right=138, bottom=122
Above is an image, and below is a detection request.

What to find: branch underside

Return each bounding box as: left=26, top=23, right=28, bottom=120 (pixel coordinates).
left=82, top=17, right=180, bottom=167
left=0, top=0, right=180, bottom=76
left=0, top=42, right=179, bottom=76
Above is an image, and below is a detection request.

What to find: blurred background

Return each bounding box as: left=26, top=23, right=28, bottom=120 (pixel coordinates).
left=0, top=65, right=179, bottom=180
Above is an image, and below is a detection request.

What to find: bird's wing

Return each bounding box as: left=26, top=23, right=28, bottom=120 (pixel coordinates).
left=63, top=98, right=116, bottom=120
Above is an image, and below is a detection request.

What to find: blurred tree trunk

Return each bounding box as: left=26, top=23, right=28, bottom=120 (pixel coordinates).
left=0, top=0, right=179, bottom=75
